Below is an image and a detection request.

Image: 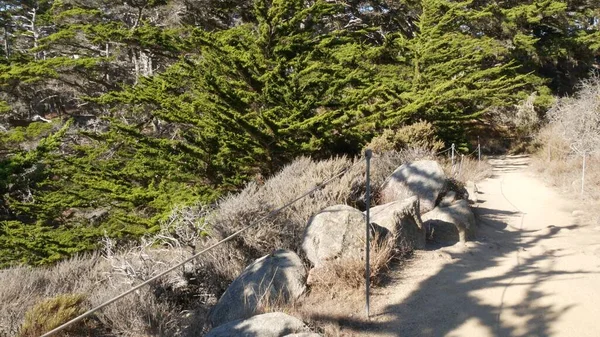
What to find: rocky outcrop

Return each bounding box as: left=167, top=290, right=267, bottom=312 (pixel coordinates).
left=302, top=205, right=387, bottom=267
left=209, top=250, right=307, bottom=327
left=422, top=200, right=476, bottom=244
left=379, top=160, right=446, bottom=213
left=206, top=312, right=311, bottom=337
left=367, top=196, right=426, bottom=250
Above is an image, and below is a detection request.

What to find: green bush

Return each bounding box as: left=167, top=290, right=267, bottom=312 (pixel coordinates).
left=366, top=121, right=445, bottom=153
left=18, top=293, right=94, bottom=337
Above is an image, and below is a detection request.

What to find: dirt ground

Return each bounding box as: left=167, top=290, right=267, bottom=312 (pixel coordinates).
left=301, top=155, right=600, bottom=336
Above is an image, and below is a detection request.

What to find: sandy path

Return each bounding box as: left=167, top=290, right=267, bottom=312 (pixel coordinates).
left=327, top=155, right=600, bottom=336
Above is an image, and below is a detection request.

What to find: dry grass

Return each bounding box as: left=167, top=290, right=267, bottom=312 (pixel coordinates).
left=306, top=232, right=396, bottom=292
left=0, top=245, right=217, bottom=337
left=439, top=153, right=493, bottom=184
left=532, top=125, right=600, bottom=222
left=0, top=255, right=107, bottom=337
left=532, top=77, right=600, bottom=226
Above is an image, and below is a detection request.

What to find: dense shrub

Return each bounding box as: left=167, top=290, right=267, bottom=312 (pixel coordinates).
left=18, top=294, right=91, bottom=337
left=547, top=75, right=600, bottom=156
left=366, top=121, right=445, bottom=154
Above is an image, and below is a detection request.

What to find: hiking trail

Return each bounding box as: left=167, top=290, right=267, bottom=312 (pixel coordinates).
left=362, top=155, right=600, bottom=336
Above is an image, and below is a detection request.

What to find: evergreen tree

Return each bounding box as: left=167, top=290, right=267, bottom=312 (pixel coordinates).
left=372, top=0, right=548, bottom=146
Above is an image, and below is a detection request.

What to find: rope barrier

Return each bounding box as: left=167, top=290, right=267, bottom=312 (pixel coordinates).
left=467, top=147, right=479, bottom=156
left=435, top=147, right=453, bottom=155
left=40, top=159, right=363, bottom=337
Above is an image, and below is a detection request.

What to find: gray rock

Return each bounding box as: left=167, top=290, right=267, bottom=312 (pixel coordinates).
left=367, top=196, right=426, bottom=250
left=302, top=205, right=364, bottom=267
left=379, top=160, right=446, bottom=213
left=438, top=191, right=457, bottom=207
left=209, top=250, right=307, bottom=327
left=422, top=200, right=476, bottom=244
left=284, top=334, right=322, bottom=337
left=302, top=205, right=386, bottom=267
left=206, top=312, right=310, bottom=337
left=465, top=180, right=478, bottom=205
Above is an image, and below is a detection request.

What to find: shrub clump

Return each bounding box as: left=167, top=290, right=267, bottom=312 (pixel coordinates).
left=366, top=121, right=445, bottom=154
left=18, top=293, right=93, bottom=337
left=547, top=75, right=600, bottom=156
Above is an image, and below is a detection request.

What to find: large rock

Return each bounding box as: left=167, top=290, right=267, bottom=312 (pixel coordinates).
left=209, top=250, right=307, bottom=327
left=379, top=160, right=446, bottom=213
left=367, top=196, right=426, bottom=250
left=206, top=312, right=310, bottom=337
left=422, top=200, right=476, bottom=244
left=302, top=205, right=386, bottom=267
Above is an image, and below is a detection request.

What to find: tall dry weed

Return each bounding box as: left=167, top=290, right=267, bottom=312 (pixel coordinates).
left=0, top=255, right=106, bottom=337
left=533, top=76, right=600, bottom=226
left=305, top=231, right=397, bottom=293
left=441, top=154, right=493, bottom=183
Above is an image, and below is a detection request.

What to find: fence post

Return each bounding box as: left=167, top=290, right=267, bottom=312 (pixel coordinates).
left=364, top=149, right=372, bottom=319
left=581, top=152, right=586, bottom=196
left=451, top=143, right=455, bottom=174
left=459, top=154, right=464, bottom=177
left=478, top=137, right=481, bottom=165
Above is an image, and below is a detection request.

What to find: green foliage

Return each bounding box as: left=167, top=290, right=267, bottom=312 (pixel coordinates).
left=18, top=293, right=90, bottom=337
left=0, top=100, right=10, bottom=114
left=0, top=0, right=598, bottom=266
left=366, top=121, right=445, bottom=153
left=0, top=122, right=54, bottom=147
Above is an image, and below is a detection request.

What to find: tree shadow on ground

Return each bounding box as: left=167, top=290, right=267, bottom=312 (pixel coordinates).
left=307, top=218, right=586, bottom=336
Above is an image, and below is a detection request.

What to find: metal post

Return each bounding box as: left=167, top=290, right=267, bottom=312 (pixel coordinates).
left=459, top=154, right=464, bottom=177
left=478, top=137, right=481, bottom=164
left=364, top=149, right=372, bottom=319
left=581, top=152, right=586, bottom=196
left=451, top=143, right=455, bottom=174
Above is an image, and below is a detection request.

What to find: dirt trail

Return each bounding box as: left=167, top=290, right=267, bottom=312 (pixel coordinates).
left=352, top=155, right=600, bottom=336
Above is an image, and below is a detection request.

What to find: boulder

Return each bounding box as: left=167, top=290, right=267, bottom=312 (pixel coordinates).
left=284, top=334, right=322, bottom=337
left=206, top=312, right=310, bottom=337
left=379, top=160, right=446, bottom=213
left=367, top=196, right=426, bottom=250
left=422, top=200, right=476, bottom=244
left=209, top=250, right=307, bottom=327
left=302, top=205, right=387, bottom=267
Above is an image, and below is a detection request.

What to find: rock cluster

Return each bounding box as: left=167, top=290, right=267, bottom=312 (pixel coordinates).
left=205, top=159, right=477, bottom=336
